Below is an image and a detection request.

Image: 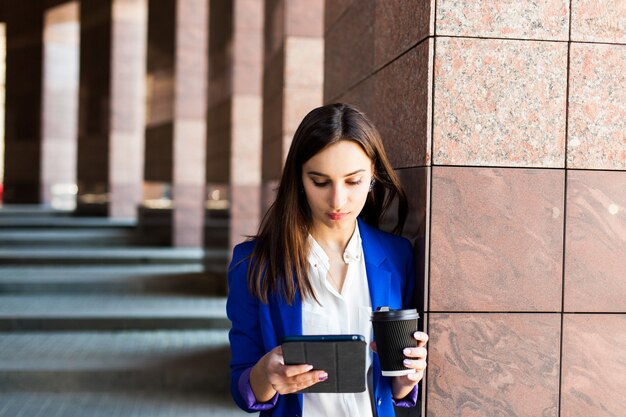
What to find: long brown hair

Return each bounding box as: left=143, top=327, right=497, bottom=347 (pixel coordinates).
left=248, top=103, right=407, bottom=304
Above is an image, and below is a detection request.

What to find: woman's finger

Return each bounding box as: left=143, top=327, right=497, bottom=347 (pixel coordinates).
left=271, top=370, right=328, bottom=394
left=413, top=331, right=429, bottom=347
left=282, top=364, right=314, bottom=378
left=402, top=346, right=427, bottom=359
left=403, top=358, right=427, bottom=371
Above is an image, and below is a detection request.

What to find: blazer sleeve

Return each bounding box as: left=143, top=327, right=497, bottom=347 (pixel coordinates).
left=226, top=242, right=277, bottom=412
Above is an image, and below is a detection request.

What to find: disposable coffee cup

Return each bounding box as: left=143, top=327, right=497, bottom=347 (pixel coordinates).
left=371, top=307, right=420, bottom=377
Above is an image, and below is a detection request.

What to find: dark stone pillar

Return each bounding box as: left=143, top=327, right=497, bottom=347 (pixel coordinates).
left=3, top=2, right=45, bottom=203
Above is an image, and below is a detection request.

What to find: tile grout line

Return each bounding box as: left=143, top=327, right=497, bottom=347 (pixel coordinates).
left=558, top=2, right=575, bottom=415
left=424, top=1, right=438, bottom=415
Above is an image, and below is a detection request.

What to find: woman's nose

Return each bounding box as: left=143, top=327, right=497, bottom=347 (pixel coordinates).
left=331, top=184, right=347, bottom=209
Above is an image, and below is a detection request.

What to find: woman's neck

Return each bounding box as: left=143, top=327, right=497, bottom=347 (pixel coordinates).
left=310, top=220, right=356, bottom=253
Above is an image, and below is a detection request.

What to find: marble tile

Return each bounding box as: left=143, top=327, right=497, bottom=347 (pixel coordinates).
left=285, top=0, right=324, bottom=37
left=562, top=314, right=626, bottom=417
left=323, top=0, right=375, bottom=101
left=374, top=0, right=431, bottom=69
left=436, top=0, right=569, bottom=40
left=324, top=0, right=355, bottom=34
left=564, top=170, right=626, bottom=312
left=433, top=37, right=568, bottom=168
left=427, top=313, right=561, bottom=417
left=430, top=167, right=564, bottom=312
left=567, top=43, right=626, bottom=170
left=571, top=0, right=626, bottom=43
left=334, top=76, right=375, bottom=123
left=373, top=40, right=432, bottom=168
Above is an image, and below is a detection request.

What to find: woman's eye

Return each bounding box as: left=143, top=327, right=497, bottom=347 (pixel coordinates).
left=347, top=180, right=362, bottom=186
left=312, top=181, right=329, bottom=187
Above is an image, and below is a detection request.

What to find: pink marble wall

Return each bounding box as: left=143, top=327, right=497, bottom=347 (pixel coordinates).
left=322, top=0, right=624, bottom=414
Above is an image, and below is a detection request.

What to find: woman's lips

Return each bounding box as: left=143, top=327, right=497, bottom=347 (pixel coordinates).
left=328, top=212, right=348, bottom=221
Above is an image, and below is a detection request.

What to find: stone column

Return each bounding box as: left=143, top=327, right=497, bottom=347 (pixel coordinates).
left=229, top=0, right=263, bottom=249
left=261, top=0, right=324, bottom=213
left=172, top=0, right=207, bottom=247
left=109, top=0, right=147, bottom=218
left=2, top=2, right=45, bottom=203
left=76, top=0, right=147, bottom=218
left=41, top=1, right=80, bottom=209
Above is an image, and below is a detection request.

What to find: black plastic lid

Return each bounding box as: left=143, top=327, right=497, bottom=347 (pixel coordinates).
left=370, top=307, right=419, bottom=321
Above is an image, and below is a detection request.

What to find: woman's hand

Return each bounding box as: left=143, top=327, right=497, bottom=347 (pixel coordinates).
left=249, top=345, right=328, bottom=402
left=392, top=331, right=428, bottom=399
left=370, top=331, right=429, bottom=400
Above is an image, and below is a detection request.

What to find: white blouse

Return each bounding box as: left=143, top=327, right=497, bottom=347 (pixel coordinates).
left=301, top=222, right=374, bottom=417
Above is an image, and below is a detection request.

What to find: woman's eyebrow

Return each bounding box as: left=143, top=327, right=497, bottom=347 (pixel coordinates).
left=307, top=169, right=366, bottom=178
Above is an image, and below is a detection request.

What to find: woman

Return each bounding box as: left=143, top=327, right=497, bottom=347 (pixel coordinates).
left=227, top=103, right=428, bottom=417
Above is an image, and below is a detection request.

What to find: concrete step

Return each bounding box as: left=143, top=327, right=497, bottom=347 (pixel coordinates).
left=0, top=216, right=136, bottom=228
left=0, top=247, right=227, bottom=265
left=0, top=391, right=252, bottom=417
left=0, top=228, right=139, bottom=247
left=0, top=295, right=229, bottom=331
left=0, top=264, right=226, bottom=295
left=0, top=330, right=232, bottom=392
left=0, top=205, right=73, bottom=218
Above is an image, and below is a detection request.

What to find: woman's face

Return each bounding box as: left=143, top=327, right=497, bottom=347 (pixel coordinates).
left=301, top=140, right=374, bottom=232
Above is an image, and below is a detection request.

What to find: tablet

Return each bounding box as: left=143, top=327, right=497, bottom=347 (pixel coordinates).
left=281, top=334, right=367, bottom=393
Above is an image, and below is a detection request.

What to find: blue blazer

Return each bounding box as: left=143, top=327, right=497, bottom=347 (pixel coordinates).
left=227, top=217, right=416, bottom=417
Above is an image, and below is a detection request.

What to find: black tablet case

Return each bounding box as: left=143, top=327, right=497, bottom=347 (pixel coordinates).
left=282, top=337, right=367, bottom=393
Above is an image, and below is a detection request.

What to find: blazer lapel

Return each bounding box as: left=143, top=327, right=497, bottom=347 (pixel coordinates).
left=358, top=218, right=391, bottom=310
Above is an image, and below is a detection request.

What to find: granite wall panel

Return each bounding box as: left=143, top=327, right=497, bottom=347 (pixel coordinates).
left=374, top=0, right=431, bottom=69
left=430, top=167, right=564, bottom=312
left=571, top=0, right=626, bottom=43
left=567, top=43, right=626, bottom=170
left=561, top=314, right=626, bottom=417
left=373, top=39, right=432, bottom=168
left=564, top=170, right=626, bottom=312
left=433, top=37, right=568, bottom=168
left=436, top=0, right=569, bottom=41
left=324, top=0, right=375, bottom=102
left=428, top=313, right=561, bottom=417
